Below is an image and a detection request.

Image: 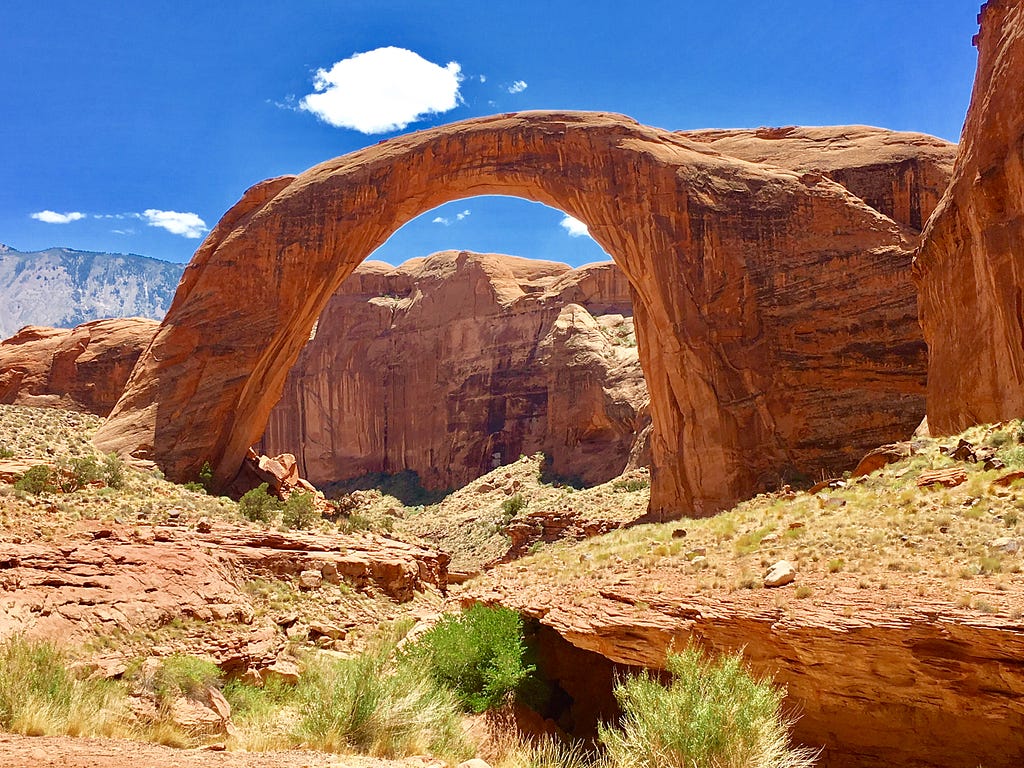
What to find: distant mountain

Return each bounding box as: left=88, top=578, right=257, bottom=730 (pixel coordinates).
left=0, top=244, right=185, bottom=339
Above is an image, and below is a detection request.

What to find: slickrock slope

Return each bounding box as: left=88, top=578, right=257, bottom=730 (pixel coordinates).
left=0, top=318, right=158, bottom=415
left=683, top=125, right=956, bottom=233
left=915, top=0, right=1024, bottom=434
left=260, top=251, right=648, bottom=490
left=473, top=569, right=1024, bottom=768
left=94, top=111, right=930, bottom=518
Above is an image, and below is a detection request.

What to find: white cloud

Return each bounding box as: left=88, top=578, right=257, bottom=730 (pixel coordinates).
left=507, top=80, right=528, bottom=94
left=560, top=215, right=590, bottom=238
left=432, top=209, right=471, bottom=226
left=479, top=75, right=487, bottom=83
left=139, top=209, right=208, bottom=239
left=300, top=47, right=463, bottom=134
left=30, top=210, right=86, bottom=224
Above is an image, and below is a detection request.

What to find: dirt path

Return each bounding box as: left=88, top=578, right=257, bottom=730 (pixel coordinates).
left=0, top=734, right=423, bottom=768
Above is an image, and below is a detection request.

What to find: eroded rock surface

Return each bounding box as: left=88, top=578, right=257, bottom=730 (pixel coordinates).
left=0, top=319, right=158, bottom=415
left=260, top=252, right=649, bottom=490
left=915, top=1, right=1024, bottom=434
left=683, top=125, right=956, bottom=233
left=474, top=572, right=1024, bottom=768
left=94, top=112, right=937, bottom=518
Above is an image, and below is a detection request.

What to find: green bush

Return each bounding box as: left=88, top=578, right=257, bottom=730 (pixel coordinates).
left=14, top=465, right=55, bottom=495
left=404, top=604, right=536, bottom=713
left=501, top=493, right=527, bottom=521
left=282, top=491, right=319, bottom=529
left=298, top=639, right=468, bottom=758
left=239, top=483, right=281, bottom=522
left=198, top=461, right=215, bottom=492
left=102, top=453, right=125, bottom=489
left=612, top=477, right=650, bottom=493
left=56, top=455, right=103, bottom=492
left=151, top=655, right=221, bottom=702
left=0, top=445, right=15, bottom=459
left=599, top=646, right=818, bottom=768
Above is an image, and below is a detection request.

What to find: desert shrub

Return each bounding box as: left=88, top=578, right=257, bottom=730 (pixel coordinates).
left=239, top=483, right=281, bottom=523
left=492, top=733, right=594, bottom=768
left=198, top=461, right=214, bottom=492
left=282, top=491, right=319, bottom=529
left=152, top=655, right=221, bottom=702
left=404, top=604, right=536, bottom=713
left=14, top=465, right=55, bottom=495
left=612, top=477, right=650, bottom=493
left=297, top=640, right=468, bottom=758
left=599, top=646, right=818, bottom=768
left=0, top=445, right=15, bottom=459
left=102, top=453, right=125, bottom=489
left=56, top=455, right=103, bottom=492
left=0, top=635, right=121, bottom=737
left=501, top=493, right=527, bottom=522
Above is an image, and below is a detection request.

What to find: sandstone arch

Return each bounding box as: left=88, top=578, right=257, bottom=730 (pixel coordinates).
left=94, top=111, right=926, bottom=518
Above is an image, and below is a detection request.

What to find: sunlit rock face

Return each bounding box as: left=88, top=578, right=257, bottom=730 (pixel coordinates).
left=915, top=0, right=1024, bottom=434
left=259, top=251, right=650, bottom=491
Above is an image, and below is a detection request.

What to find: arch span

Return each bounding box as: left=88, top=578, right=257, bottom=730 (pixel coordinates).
left=94, top=111, right=924, bottom=518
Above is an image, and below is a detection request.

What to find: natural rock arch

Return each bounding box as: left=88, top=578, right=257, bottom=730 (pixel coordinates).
left=94, top=111, right=925, bottom=518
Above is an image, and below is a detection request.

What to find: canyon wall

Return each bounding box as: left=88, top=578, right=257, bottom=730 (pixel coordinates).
left=260, top=252, right=650, bottom=490
left=915, top=0, right=1024, bottom=433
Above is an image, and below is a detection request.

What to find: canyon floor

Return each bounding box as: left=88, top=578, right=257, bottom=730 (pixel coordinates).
left=1, top=403, right=1022, bottom=766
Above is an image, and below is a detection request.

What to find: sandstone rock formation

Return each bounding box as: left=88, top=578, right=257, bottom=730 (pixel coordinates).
left=683, top=125, right=956, bottom=234
left=474, top=572, right=1024, bottom=768
left=260, top=251, right=649, bottom=490
left=94, top=112, right=938, bottom=518
left=0, top=319, right=158, bottom=415
left=915, top=0, right=1024, bottom=434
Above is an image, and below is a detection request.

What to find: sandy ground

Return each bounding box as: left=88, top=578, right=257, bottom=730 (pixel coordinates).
left=0, top=734, right=426, bottom=768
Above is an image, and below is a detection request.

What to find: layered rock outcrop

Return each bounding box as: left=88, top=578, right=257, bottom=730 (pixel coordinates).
left=260, top=251, right=649, bottom=490
left=915, top=1, right=1024, bottom=434
left=475, top=573, right=1024, bottom=768
left=682, top=125, right=956, bottom=234
left=0, top=319, right=158, bottom=415
left=94, top=112, right=937, bottom=517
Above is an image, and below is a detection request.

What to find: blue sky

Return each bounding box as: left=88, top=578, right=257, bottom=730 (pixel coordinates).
left=1, top=1, right=981, bottom=266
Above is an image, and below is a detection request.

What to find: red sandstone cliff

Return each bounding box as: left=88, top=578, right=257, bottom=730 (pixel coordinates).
left=0, top=318, right=158, bottom=416
left=915, top=0, right=1024, bottom=434
left=260, top=251, right=650, bottom=490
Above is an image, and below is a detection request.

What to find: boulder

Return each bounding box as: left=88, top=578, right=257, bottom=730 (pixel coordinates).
left=763, top=560, right=797, bottom=588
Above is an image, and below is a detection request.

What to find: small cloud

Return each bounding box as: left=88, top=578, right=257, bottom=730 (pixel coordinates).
left=111, top=228, right=135, bottom=236
left=507, top=80, right=528, bottom=94
left=432, top=209, right=471, bottom=226
left=300, top=46, right=463, bottom=134
left=30, top=210, right=86, bottom=224
left=139, top=209, right=208, bottom=239
left=560, top=215, right=589, bottom=238
left=479, top=74, right=487, bottom=83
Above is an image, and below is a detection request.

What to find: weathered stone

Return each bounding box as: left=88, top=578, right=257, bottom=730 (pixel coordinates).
left=764, top=560, right=797, bottom=587
left=916, top=468, right=968, bottom=488
left=0, top=319, right=157, bottom=415
left=852, top=441, right=914, bottom=477
left=989, top=537, right=1020, bottom=555
left=93, top=112, right=935, bottom=519
left=915, top=1, right=1024, bottom=435
left=260, top=253, right=649, bottom=491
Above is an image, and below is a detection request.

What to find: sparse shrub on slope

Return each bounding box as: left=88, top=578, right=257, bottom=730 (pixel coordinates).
left=14, top=465, right=55, bottom=495
left=282, top=491, right=319, bottom=529
left=599, top=646, right=818, bottom=768
left=404, top=604, right=537, bottom=713
left=239, top=482, right=281, bottom=522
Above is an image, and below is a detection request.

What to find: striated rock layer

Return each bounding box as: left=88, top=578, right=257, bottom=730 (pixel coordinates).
left=474, top=575, right=1024, bottom=768
left=915, top=1, right=1024, bottom=434
left=95, top=112, right=937, bottom=517
left=260, top=251, right=649, bottom=490
left=0, top=318, right=158, bottom=416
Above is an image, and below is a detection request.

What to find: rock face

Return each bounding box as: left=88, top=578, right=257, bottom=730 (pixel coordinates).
left=475, top=575, right=1024, bottom=768
left=260, top=251, right=649, bottom=490
left=0, top=318, right=158, bottom=415
left=94, top=112, right=939, bottom=518
left=915, top=1, right=1024, bottom=434
left=0, top=246, right=184, bottom=339
left=683, top=125, right=956, bottom=234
